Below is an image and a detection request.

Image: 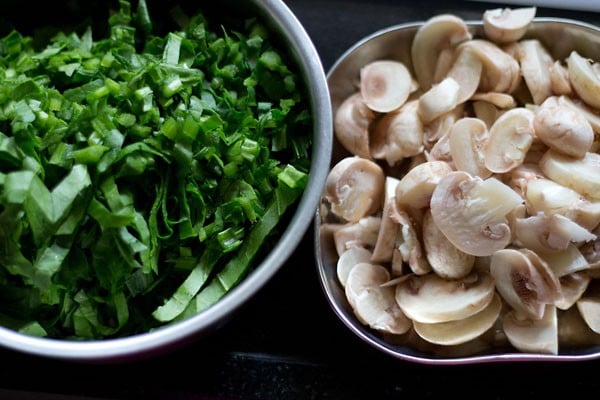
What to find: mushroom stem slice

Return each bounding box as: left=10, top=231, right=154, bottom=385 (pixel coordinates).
left=503, top=305, right=559, bottom=355
left=411, top=14, right=472, bottom=91
left=430, top=171, right=523, bottom=257
left=417, top=77, right=461, bottom=124
left=483, top=7, right=537, bottom=44
left=394, top=270, right=496, bottom=324
left=360, top=60, right=413, bottom=113
left=413, top=293, right=502, bottom=346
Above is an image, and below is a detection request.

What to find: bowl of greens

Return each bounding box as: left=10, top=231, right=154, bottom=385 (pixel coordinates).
left=0, top=0, right=331, bottom=360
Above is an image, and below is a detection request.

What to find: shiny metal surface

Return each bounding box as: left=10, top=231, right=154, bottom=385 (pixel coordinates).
left=316, top=17, right=600, bottom=365
left=0, top=0, right=332, bottom=361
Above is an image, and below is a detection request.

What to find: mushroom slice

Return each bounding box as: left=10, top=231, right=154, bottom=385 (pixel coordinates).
left=390, top=207, right=431, bottom=275
left=333, top=93, right=374, bottom=159
left=346, top=262, right=412, bottom=335
left=449, top=117, right=492, bottom=178
left=417, top=76, right=461, bottom=124
left=337, top=246, right=373, bottom=287
left=472, top=100, right=501, bottom=128
left=517, top=39, right=554, bottom=105
left=422, top=209, right=475, bottom=280
left=539, top=150, right=600, bottom=201
left=558, top=95, right=600, bottom=134
left=371, top=177, right=401, bottom=263
left=325, top=156, right=385, bottom=223
left=550, top=61, right=572, bottom=96
left=360, top=60, right=413, bottom=113
left=394, top=270, right=495, bottom=324
left=538, top=244, right=590, bottom=278
left=370, top=100, right=424, bottom=166
left=558, top=306, right=600, bottom=346
left=483, top=7, right=536, bottom=44
left=567, top=50, right=600, bottom=109
left=513, top=213, right=596, bottom=254
left=576, top=297, right=600, bottom=333
left=457, top=39, right=521, bottom=93
left=413, top=293, right=502, bottom=346
left=555, top=272, right=591, bottom=310
left=411, top=14, right=472, bottom=90
left=446, top=47, right=483, bottom=104
left=503, top=305, right=559, bottom=355
left=470, top=92, right=516, bottom=109
left=332, top=216, right=381, bottom=257
left=490, top=248, right=561, bottom=320
left=484, top=107, right=534, bottom=173
left=524, top=178, right=600, bottom=231
left=430, top=171, right=523, bottom=257
left=533, top=99, right=594, bottom=158
left=394, top=160, right=453, bottom=209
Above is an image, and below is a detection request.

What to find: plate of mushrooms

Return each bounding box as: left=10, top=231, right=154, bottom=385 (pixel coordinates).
left=315, top=6, right=600, bottom=364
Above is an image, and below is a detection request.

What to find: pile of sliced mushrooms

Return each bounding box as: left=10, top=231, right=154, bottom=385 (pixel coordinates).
left=321, top=7, right=600, bottom=356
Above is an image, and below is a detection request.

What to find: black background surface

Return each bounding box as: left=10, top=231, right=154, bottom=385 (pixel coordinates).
left=1, top=1, right=600, bottom=399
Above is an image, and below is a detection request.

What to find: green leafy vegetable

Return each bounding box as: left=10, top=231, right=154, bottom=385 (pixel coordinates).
left=0, top=0, right=311, bottom=339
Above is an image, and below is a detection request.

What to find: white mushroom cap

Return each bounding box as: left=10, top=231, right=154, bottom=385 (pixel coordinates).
left=411, top=14, right=472, bottom=91
left=413, top=293, right=502, bottom=346
left=325, top=156, right=385, bottom=223
left=333, top=92, right=375, bottom=159
left=483, top=7, right=537, bottom=44
left=394, top=270, right=496, bottom=324
left=429, top=171, right=523, bottom=257
left=360, top=60, right=414, bottom=113
left=503, top=305, right=559, bottom=355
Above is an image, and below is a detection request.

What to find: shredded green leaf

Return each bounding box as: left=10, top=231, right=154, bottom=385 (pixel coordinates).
left=0, top=0, right=311, bottom=339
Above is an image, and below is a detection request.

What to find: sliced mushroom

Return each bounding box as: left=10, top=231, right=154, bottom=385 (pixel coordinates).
left=370, top=100, right=424, bottom=166
left=490, top=248, right=561, bottom=320
left=423, top=105, right=464, bottom=150
left=533, top=99, right=594, bottom=158
left=472, top=100, right=501, bottom=128
left=558, top=306, right=600, bottom=346
left=333, top=93, right=375, bottom=159
left=390, top=206, right=431, bottom=275
left=503, top=305, right=559, bottom=354
left=470, top=92, right=517, bottom=109
left=483, top=7, right=536, bottom=44
left=549, top=61, right=572, bottom=96
left=430, top=171, right=523, bottom=257
left=345, top=262, right=412, bottom=335
left=457, top=39, right=521, bottom=93
left=538, top=244, right=590, bottom=278
left=325, top=156, right=385, bottom=223
left=411, top=14, right=472, bottom=90
left=446, top=47, right=483, bottom=103
left=513, top=213, right=596, bottom=253
left=395, top=270, right=496, bottom=324
left=394, top=160, right=453, bottom=209
left=371, top=177, right=401, bottom=263
left=417, top=76, right=461, bottom=124
left=449, top=117, right=492, bottom=178
left=555, top=272, right=591, bottom=310
left=360, top=60, right=414, bottom=113
left=484, top=107, right=535, bottom=173
left=557, top=95, right=600, bottom=134
left=576, top=297, right=600, bottom=333
left=422, top=209, right=475, bottom=280
left=517, top=39, right=554, bottom=105
left=539, top=150, right=600, bottom=201
left=333, top=216, right=381, bottom=256
left=413, top=293, right=502, bottom=346
left=524, top=177, right=600, bottom=231
left=337, top=246, right=373, bottom=287
left=566, top=50, right=600, bottom=109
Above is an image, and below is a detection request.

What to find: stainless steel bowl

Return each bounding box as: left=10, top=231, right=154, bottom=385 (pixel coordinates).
left=316, top=17, right=600, bottom=365
left=0, top=0, right=332, bottom=361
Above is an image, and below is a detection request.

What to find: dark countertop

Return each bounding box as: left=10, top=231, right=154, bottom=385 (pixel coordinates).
left=2, top=1, right=600, bottom=399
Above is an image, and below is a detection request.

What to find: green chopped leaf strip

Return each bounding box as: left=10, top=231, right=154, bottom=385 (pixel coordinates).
left=0, top=0, right=311, bottom=339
